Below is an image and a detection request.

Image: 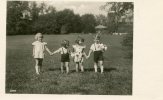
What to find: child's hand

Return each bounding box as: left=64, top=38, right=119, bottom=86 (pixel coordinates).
left=71, top=52, right=75, bottom=57
left=86, top=55, right=89, bottom=59
left=50, top=53, right=53, bottom=56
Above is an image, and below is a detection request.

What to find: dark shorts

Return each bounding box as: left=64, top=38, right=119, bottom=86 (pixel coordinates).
left=61, top=53, right=70, bottom=62
left=94, top=51, right=104, bottom=63
left=35, top=58, right=43, bottom=65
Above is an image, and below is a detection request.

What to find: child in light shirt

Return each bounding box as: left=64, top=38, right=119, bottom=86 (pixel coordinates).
left=87, top=35, right=107, bottom=73
left=32, top=33, right=51, bottom=75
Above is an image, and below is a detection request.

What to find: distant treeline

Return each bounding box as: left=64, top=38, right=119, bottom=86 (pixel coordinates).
left=7, top=1, right=133, bottom=35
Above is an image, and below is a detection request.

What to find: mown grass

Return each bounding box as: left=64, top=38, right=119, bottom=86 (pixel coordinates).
left=6, top=34, right=132, bottom=95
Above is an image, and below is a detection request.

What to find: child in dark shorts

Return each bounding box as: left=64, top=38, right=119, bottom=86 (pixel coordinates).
left=87, top=35, right=107, bottom=73
left=51, top=40, right=70, bottom=73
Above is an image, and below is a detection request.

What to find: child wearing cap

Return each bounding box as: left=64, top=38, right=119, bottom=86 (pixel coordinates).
left=87, top=35, right=107, bottom=73
left=71, top=36, right=87, bottom=72
left=32, top=33, right=52, bottom=75
left=51, top=40, right=70, bottom=74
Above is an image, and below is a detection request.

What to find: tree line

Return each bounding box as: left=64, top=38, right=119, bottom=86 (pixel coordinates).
left=7, top=1, right=133, bottom=35
left=7, top=1, right=103, bottom=35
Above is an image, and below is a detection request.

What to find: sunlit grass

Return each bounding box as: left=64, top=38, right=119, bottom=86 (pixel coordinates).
left=6, top=34, right=132, bottom=94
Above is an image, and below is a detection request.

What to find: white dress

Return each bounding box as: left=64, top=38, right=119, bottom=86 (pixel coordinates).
left=72, top=45, right=86, bottom=62
left=32, top=41, right=47, bottom=59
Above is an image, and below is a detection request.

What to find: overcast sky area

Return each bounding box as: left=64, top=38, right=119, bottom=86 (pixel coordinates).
left=40, top=1, right=108, bottom=16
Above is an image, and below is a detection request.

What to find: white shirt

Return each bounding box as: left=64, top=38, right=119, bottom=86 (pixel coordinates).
left=32, top=41, right=47, bottom=58
left=55, top=47, right=69, bottom=54
left=90, top=43, right=107, bottom=52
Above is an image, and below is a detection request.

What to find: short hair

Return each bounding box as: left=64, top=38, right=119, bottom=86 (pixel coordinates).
left=35, top=33, right=43, bottom=40
left=75, top=36, right=84, bottom=44
left=61, top=40, right=69, bottom=47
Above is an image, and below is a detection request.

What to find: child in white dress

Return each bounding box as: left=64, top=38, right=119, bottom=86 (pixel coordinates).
left=51, top=40, right=70, bottom=74
left=71, top=37, right=87, bottom=72
left=87, top=35, right=107, bottom=73
left=32, top=33, right=51, bottom=75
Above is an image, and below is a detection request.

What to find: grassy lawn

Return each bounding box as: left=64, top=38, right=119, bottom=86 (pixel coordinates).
left=6, top=34, right=132, bottom=95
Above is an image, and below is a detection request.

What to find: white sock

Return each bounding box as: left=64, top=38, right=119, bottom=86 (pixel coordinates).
left=66, top=66, right=69, bottom=73
left=100, top=65, right=104, bottom=73
left=61, top=66, right=64, bottom=73
left=35, top=66, right=39, bottom=74
left=94, top=65, right=97, bottom=72
left=80, top=65, right=84, bottom=72
left=76, top=64, right=79, bottom=72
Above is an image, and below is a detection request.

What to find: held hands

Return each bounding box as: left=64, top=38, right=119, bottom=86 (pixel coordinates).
left=85, top=54, right=90, bottom=59
left=86, top=56, right=89, bottom=59
left=50, top=52, right=53, bottom=56
left=48, top=51, right=53, bottom=56
left=83, top=52, right=89, bottom=59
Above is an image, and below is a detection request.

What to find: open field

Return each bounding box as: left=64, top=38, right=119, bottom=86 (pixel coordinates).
left=6, top=34, right=132, bottom=94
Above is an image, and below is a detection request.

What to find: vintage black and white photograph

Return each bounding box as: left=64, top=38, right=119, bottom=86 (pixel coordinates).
left=6, top=1, right=133, bottom=94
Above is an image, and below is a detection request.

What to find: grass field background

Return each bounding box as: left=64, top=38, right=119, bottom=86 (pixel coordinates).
left=6, top=34, right=132, bottom=95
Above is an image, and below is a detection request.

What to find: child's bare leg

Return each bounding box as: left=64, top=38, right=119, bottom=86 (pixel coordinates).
left=35, top=59, right=39, bottom=75
left=76, top=63, right=79, bottom=72
left=61, top=62, right=64, bottom=73
left=99, top=61, right=104, bottom=73
left=38, top=59, right=43, bottom=73
left=79, top=62, right=84, bottom=72
left=94, top=62, right=98, bottom=73
left=65, top=62, right=69, bottom=74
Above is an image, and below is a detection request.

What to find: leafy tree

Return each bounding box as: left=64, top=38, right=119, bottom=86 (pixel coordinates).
left=32, top=11, right=57, bottom=34
left=95, top=14, right=107, bottom=26
left=102, top=2, right=133, bottom=33
left=7, top=1, right=103, bottom=35
left=71, top=14, right=83, bottom=33
left=81, top=14, right=96, bottom=33
left=7, top=1, right=31, bottom=35
left=101, top=2, right=133, bottom=58
left=56, top=9, right=77, bottom=34
left=29, top=2, right=40, bottom=22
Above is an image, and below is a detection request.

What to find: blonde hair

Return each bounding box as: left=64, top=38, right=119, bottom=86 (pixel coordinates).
left=35, top=33, right=43, bottom=40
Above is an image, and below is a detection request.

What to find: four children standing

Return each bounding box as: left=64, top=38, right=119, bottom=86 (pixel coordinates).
left=32, top=33, right=108, bottom=75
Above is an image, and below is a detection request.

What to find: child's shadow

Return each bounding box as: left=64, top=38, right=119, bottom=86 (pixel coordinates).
left=48, top=68, right=60, bottom=71
left=84, top=67, right=117, bottom=72
left=48, top=67, right=117, bottom=73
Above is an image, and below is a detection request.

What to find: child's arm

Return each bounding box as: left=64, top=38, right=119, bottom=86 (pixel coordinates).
left=52, top=49, right=60, bottom=55
left=87, top=49, right=93, bottom=58
left=83, top=52, right=88, bottom=59
left=70, top=46, right=75, bottom=57
left=82, top=47, right=88, bottom=59
left=45, top=46, right=52, bottom=55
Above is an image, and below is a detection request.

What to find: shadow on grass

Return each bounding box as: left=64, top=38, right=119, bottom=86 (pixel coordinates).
left=84, top=68, right=117, bottom=72
left=48, top=68, right=60, bottom=71
left=48, top=67, right=117, bottom=73
left=68, top=67, right=117, bottom=73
